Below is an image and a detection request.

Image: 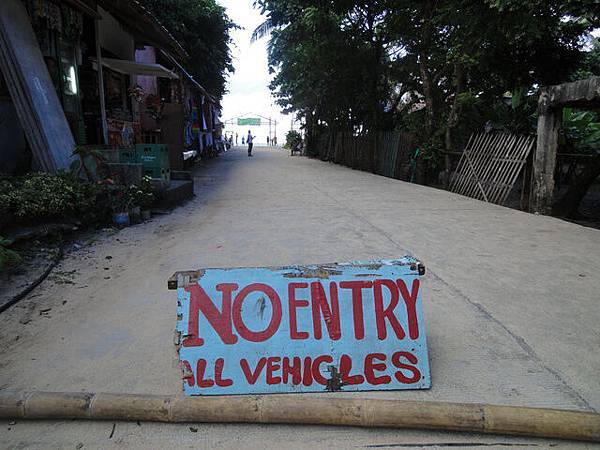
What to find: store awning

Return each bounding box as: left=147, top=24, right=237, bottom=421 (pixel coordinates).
left=98, top=58, right=179, bottom=79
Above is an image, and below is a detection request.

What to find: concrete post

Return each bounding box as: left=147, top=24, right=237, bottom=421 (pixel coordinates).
left=531, top=88, right=561, bottom=214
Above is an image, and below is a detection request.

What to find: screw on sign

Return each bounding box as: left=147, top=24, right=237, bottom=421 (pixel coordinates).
left=171, top=258, right=431, bottom=395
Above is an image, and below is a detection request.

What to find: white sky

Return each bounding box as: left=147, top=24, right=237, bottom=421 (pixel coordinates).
left=218, top=0, right=293, bottom=144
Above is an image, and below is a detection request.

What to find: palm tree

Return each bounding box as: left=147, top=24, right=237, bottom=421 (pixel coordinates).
left=250, top=18, right=274, bottom=43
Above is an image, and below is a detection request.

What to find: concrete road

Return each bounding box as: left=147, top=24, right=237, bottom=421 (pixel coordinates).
left=1, top=146, right=599, bottom=449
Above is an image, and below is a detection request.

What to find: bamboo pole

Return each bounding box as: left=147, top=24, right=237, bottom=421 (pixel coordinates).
left=0, top=390, right=599, bottom=442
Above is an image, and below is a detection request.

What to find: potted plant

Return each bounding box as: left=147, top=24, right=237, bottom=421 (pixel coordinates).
left=125, top=184, right=141, bottom=225
left=135, top=176, right=155, bottom=220
left=109, top=184, right=133, bottom=228
left=129, top=204, right=142, bottom=224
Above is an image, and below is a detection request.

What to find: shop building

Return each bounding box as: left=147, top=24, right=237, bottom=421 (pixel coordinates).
left=0, top=0, right=222, bottom=175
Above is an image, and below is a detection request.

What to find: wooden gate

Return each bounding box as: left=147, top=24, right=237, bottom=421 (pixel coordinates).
left=449, top=132, right=535, bottom=205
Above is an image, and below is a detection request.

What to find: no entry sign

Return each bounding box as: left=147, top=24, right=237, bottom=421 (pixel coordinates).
left=170, top=258, right=431, bottom=395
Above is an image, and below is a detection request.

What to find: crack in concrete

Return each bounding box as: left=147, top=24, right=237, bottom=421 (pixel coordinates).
left=426, top=270, right=595, bottom=412
left=313, top=183, right=595, bottom=412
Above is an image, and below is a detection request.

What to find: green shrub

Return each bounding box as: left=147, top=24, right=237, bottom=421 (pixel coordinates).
left=285, top=130, right=302, bottom=149
left=0, top=172, right=98, bottom=222
left=562, top=109, right=600, bottom=154
left=0, top=172, right=157, bottom=230
left=132, top=175, right=155, bottom=209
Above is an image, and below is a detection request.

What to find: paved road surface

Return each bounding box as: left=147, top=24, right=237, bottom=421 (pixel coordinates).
left=1, top=146, right=599, bottom=448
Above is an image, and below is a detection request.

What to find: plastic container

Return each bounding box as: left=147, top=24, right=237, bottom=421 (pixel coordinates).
left=135, top=144, right=169, bottom=166
left=118, top=147, right=138, bottom=164
left=112, top=212, right=130, bottom=228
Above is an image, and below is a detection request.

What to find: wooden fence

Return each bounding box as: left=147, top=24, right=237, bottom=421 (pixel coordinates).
left=306, top=130, right=417, bottom=181
left=449, top=132, right=535, bottom=206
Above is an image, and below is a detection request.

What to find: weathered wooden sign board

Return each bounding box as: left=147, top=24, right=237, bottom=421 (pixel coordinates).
left=169, top=258, right=430, bottom=395
left=0, top=0, right=76, bottom=172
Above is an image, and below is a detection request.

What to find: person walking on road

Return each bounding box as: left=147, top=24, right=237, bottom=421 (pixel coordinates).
left=235, top=133, right=238, bottom=145
left=247, top=130, right=254, bottom=157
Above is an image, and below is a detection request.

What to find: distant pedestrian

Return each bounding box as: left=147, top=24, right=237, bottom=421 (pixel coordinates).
left=273, top=136, right=277, bottom=146
left=242, top=136, right=245, bottom=145
left=235, top=133, right=238, bottom=145
left=267, top=136, right=270, bottom=146
left=247, top=130, right=254, bottom=157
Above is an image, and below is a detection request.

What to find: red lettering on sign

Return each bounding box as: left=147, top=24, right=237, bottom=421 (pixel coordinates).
left=288, top=282, right=309, bottom=340
left=392, top=351, right=421, bottom=384
left=196, top=359, right=215, bottom=387
left=339, top=354, right=364, bottom=385
left=182, top=360, right=195, bottom=387
left=207, top=351, right=423, bottom=389
left=183, top=284, right=238, bottom=347
left=310, top=282, right=341, bottom=340
left=302, top=356, right=313, bottom=386
left=240, top=357, right=267, bottom=384
left=364, top=353, right=392, bottom=385
left=215, top=358, right=233, bottom=387
left=312, top=355, right=334, bottom=385
left=339, top=281, right=372, bottom=339
left=266, top=357, right=282, bottom=385
left=373, top=279, right=406, bottom=340
left=181, top=274, right=426, bottom=392
left=397, top=279, right=420, bottom=339
left=282, top=356, right=302, bottom=385
left=233, top=283, right=282, bottom=342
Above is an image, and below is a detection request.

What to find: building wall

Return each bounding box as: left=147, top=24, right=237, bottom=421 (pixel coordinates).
left=135, top=46, right=158, bottom=96
left=98, top=6, right=134, bottom=60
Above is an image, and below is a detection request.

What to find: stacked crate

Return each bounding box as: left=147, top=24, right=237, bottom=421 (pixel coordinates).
left=118, top=148, right=138, bottom=164
left=134, top=144, right=171, bottom=185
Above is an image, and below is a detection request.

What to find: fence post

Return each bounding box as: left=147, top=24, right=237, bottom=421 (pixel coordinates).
left=531, top=89, right=560, bottom=214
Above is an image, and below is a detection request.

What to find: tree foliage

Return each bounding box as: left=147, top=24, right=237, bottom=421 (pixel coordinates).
left=139, top=0, right=237, bottom=99
left=255, top=0, right=597, bottom=157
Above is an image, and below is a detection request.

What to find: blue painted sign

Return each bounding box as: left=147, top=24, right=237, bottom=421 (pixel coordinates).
left=173, top=257, right=430, bottom=395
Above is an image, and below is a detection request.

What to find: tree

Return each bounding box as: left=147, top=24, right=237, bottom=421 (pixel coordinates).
left=257, top=0, right=595, bottom=178
left=256, top=1, right=402, bottom=133
left=386, top=1, right=592, bottom=147
left=139, top=0, right=237, bottom=99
